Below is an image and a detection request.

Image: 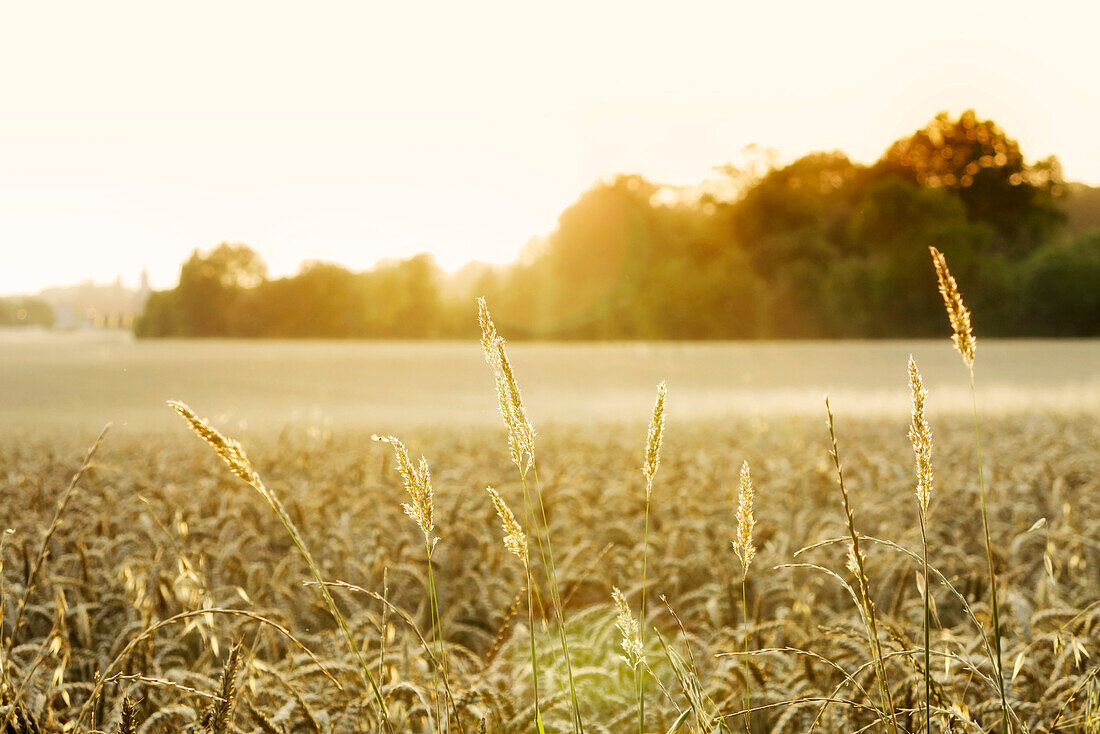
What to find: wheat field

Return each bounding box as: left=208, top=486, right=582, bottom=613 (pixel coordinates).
left=2, top=289, right=1100, bottom=732
left=2, top=409, right=1098, bottom=732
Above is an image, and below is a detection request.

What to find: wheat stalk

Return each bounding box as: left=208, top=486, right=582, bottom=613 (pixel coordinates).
left=375, top=434, right=452, bottom=732
left=477, top=298, right=582, bottom=733
left=206, top=642, right=241, bottom=734
left=908, top=357, right=934, bottom=734
left=732, top=459, right=756, bottom=733
left=115, top=696, right=138, bottom=734
left=638, top=381, right=666, bottom=734
left=825, top=397, right=898, bottom=734
left=486, top=487, right=528, bottom=567
left=929, top=246, right=975, bottom=371
left=166, top=402, right=391, bottom=730
left=927, top=246, right=1009, bottom=732
left=612, top=587, right=643, bottom=671
left=486, top=485, right=541, bottom=728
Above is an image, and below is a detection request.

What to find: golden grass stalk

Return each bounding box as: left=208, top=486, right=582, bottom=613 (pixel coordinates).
left=638, top=381, right=666, bottom=734
left=908, top=357, right=934, bottom=734
left=477, top=298, right=582, bottom=733
left=478, top=297, right=535, bottom=472
left=376, top=436, right=434, bottom=537
left=486, top=485, right=542, bottom=730
left=77, top=608, right=338, bottom=727
left=825, top=397, right=898, bottom=734
left=908, top=358, right=934, bottom=516
left=926, top=246, right=1008, bottom=732
left=486, top=486, right=528, bottom=567
left=642, top=382, right=667, bottom=499
left=929, top=246, right=975, bottom=371
left=376, top=435, right=451, bottom=732
left=732, top=460, right=755, bottom=733
left=166, top=402, right=391, bottom=730
left=0, top=423, right=109, bottom=734
left=4, top=424, right=109, bottom=660
left=116, top=696, right=138, bottom=734
left=733, top=461, right=756, bottom=573
left=207, top=641, right=241, bottom=734
left=612, top=587, right=643, bottom=670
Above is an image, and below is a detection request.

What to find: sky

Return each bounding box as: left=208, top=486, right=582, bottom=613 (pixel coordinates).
left=2, top=1, right=1099, bottom=294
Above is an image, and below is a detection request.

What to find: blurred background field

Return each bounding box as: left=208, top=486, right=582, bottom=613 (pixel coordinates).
left=1, top=331, right=1097, bottom=436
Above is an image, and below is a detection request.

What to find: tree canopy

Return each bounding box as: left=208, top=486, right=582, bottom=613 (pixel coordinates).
left=136, top=110, right=1099, bottom=340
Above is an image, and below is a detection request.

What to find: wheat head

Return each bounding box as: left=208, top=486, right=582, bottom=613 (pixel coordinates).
left=929, top=246, right=976, bottom=369
left=733, top=460, right=756, bottom=573
left=907, top=357, right=934, bottom=515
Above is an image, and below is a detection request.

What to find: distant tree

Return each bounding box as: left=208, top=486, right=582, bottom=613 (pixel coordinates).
left=132, top=108, right=1093, bottom=341
left=730, top=151, right=860, bottom=254
left=1021, top=230, right=1100, bottom=335
left=0, top=297, right=54, bottom=327
left=879, top=110, right=1065, bottom=257
left=133, top=290, right=180, bottom=337
left=1062, top=183, right=1100, bottom=235
left=175, top=243, right=268, bottom=336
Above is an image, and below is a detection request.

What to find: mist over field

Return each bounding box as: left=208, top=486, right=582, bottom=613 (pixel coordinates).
left=2, top=332, right=1097, bottom=435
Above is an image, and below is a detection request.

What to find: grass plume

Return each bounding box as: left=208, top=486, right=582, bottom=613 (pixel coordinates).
left=929, top=246, right=975, bottom=371
left=638, top=381, right=666, bottom=734
left=927, top=246, right=1009, bottom=732
left=167, top=401, right=391, bottom=729
left=478, top=297, right=583, bottom=733
left=908, top=357, right=934, bottom=733
left=486, top=486, right=528, bottom=567
left=376, top=435, right=452, bottom=731
left=612, top=587, right=643, bottom=671
left=825, top=397, right=898, bottom=734
left=485, top=484, right=541, bottom=728
left=733, top=459, right=756, bottom=733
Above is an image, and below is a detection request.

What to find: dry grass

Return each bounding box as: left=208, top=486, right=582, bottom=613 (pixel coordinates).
left=0, top=264, right=1096, bottom=733
left=1, top=406, right=1097, bottom=732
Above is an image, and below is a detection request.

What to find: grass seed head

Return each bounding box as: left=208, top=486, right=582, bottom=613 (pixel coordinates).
left=929, top=246, right=976, bottom=369
left=168, top=401, right=257, bottom=485
left=376, top=435, right=434, bottom=537
left=116, top=697, right=139, bottom=734
left=908, top=356, right=934, bottom=515
left=642, top=381, right=667, bottom=496
left=486, top=486, right=527, bottom=566
left=477, top=298, right=536, bottom=470
left=612, top=587, right=643, bottom=669
left=733, top=460, right=756, bottom=572
left=209, top=642, right=242, bottom=734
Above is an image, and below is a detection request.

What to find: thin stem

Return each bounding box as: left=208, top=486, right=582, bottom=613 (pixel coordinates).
left=525, top=572, right=543, bottom=732
left=425, top=537, right=452, bottom=733
left=5, top=424, right=109, bottom=662
left=969, top=369, right=1009, bottom=733
left=825, top=397, right=898, bottom=734
left=527, top=466, right=583, bottom=733
left=639, top=496, right=651, bottom=734
left=515, top=469, right=546, bottom=731
left=253, top=479, right=391, bottom=730
left=919, top=510, right=931, bottom=734
left=741, top=573, right=751, bottom=734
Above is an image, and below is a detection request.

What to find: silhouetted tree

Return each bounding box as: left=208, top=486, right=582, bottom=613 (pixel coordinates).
left=879, top=110, right=1065, bottom=257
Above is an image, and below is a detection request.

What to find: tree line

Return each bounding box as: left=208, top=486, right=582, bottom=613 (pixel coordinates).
left=0, top=297, right=54, bottom=328
left=136, top=110, right=1100, bottom=339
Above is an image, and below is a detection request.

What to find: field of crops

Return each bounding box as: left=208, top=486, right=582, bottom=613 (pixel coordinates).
left=2, top=322, right=1099, bottom=732
left=2, top=331, right=1098, bottom=435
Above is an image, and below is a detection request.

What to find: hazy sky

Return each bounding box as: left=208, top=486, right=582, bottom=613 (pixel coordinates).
left=2, top=1, right=1099, bottom=294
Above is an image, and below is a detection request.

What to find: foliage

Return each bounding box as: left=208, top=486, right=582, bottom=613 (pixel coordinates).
left=134, top=111, right=1093, bottom=340
left=0, top=297, right=54, bottom=327
left=1020, top=230, right=1100, bottom=336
